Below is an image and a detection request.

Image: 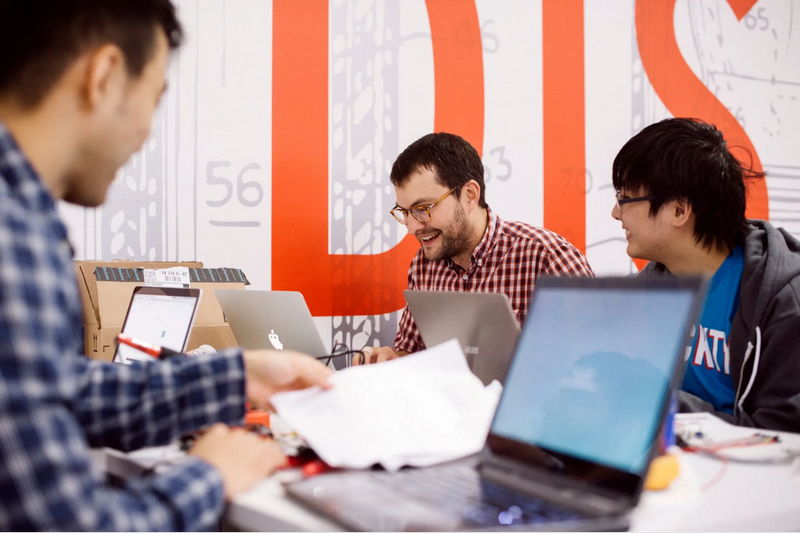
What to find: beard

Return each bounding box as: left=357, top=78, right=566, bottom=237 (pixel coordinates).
left=419, top=204, right=472, bottom=262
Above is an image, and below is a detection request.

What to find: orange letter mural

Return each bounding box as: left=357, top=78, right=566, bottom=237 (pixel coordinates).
left=272, top=0, right=484, bottom=316
left=635, top=0, right=769, bottom=221
left=542, top=0, right=586, bottom=253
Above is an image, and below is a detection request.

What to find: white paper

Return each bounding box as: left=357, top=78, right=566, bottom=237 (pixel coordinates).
left=270, top=339, right=502, bottom=471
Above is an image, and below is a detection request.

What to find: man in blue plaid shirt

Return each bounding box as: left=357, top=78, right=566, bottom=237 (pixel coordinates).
left=0, top=1, right=333, bottom=530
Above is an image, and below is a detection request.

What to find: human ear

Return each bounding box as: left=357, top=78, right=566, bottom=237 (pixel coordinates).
left=672, top=198, right=693, bottom=228
left=83, top=44, right=126, bottom=111
left=461, top=180, right=481, bottom=208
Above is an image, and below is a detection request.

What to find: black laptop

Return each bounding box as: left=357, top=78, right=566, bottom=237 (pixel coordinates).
left=285, top=276, right=706, bottom=531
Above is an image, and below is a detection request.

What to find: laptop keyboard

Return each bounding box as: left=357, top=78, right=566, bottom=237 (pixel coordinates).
left=379, top=466, right=584, bottom=527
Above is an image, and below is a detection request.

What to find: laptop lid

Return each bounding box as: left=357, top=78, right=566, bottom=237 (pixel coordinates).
left=215, top=289, right=328, bottom=358
left=403, top=290, right=521, bottom=385
left=485, top=275, right=706, bottom=505
left=113, top=286, right=202, bottom=365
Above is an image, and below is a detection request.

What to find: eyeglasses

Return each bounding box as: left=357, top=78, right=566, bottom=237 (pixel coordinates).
left=615, top=190, right=655, bottom=209
left=390, top=187, right=458, bottom=225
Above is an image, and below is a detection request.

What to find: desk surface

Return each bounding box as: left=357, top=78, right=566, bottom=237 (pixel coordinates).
left=106, top=413, right=800, bottom=531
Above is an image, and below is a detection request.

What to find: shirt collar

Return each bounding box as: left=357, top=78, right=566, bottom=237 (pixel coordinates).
left=0, top=121, right=66, bottom=235
left=470, top=207, right=501, bottom=265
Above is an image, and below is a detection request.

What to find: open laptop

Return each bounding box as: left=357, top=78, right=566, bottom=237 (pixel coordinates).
left=113, top=286, right=202, bottom=365
left=404, top=290, right=521, bottom=385
left=286, top=275, right=707, bottom=531
left=215, top=289, right=328, bottom=358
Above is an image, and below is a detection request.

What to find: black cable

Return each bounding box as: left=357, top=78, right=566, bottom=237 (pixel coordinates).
left=315, top=342, right=365, bottom=366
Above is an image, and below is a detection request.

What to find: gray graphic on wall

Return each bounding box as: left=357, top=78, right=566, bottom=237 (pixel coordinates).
left=73, top=2, right=203, bottom=264
left=102, top=104, right=168, bottom=261
left=329, top=0, right=404, bottom=366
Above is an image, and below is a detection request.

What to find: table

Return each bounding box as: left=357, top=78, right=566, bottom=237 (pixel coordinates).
left=102, top=413, right=800, bottom=531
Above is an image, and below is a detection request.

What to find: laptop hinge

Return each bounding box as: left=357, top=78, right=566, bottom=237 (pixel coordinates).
left=480, top=453, right=633, bottom=516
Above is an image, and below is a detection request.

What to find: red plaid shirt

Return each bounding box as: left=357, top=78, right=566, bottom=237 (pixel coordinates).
left=394, top=209, right=594, bottom=353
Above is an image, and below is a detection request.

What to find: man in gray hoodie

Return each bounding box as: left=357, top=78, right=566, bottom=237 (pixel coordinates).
left=610, top=118, right=800, bottom=433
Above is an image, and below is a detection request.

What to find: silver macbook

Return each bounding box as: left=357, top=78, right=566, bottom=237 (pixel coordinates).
left=404, top=290, right=521, bottom=385
left=215, top=289, right=328, bottom=358
left=287, top=276, right=707, bottom=531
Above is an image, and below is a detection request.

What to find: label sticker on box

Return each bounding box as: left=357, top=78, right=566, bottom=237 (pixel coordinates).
left=143, top=267, right=191, bottom=288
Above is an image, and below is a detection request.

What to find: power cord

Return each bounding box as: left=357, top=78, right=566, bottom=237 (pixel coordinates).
left=315, top=342, right=365, bottom=367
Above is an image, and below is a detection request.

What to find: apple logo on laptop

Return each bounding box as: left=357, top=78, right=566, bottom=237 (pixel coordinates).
left=269, top=329, right=284, bottom=350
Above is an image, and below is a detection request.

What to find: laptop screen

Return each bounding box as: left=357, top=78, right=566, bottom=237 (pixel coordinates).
left=490, top=281, right=699, bottom=475
left=114, top=288, right=200, bottom=364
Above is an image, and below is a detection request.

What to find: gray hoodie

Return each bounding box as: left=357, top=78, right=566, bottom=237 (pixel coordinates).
left=641, top=220, right=800, bottom=433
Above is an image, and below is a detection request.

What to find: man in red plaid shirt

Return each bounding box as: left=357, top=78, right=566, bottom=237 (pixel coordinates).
left=355, top=133, right=594, bottom=365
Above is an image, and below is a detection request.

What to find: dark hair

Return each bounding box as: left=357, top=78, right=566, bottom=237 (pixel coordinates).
left=612, top=118, right=764, bottom=251
left=0, top=0, right=183, bottom=109
left=390, top=132, right=488, bottom=208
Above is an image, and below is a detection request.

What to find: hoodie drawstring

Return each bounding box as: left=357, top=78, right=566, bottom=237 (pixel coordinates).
left=737, top=326, right=762, bottom=416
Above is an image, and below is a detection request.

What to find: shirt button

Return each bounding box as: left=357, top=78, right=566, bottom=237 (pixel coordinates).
left=477, top=259, right=483, bottom=266
left=462, top=274, right=468, bottom=281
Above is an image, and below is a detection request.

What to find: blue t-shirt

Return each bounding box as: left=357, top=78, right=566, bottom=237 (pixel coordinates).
left=681, top=246, right=744, bottom=414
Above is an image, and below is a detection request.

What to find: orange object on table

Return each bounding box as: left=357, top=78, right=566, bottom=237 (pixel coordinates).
left=301, top=459, right=335, bottom=478
left=244, top=410, right=271, bottom=427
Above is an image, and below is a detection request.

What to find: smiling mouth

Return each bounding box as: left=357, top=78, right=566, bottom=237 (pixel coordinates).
left=418, top=232, right=441, bottom=244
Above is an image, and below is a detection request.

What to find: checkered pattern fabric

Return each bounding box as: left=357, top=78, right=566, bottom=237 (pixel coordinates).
left=394, top=210, right=594, bottom=353
left=0, top=122, right=246, bottom=530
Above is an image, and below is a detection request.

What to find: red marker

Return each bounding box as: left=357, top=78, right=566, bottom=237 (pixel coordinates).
left=244, top=410, right=271, bottom=427
left=116, top=334, right=183, bottom=359
left=302, top=459, right=335, bottom=478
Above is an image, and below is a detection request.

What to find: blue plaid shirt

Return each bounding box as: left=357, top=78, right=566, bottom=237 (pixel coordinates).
left=0, top=122, right=248, bottom=530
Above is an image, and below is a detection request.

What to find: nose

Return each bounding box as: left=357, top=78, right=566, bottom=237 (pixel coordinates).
left=405, top=216, right=425, bottom=234
left=611, top=202, right=621, bottom=221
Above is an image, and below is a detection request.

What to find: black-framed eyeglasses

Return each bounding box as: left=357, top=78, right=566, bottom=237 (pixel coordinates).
left=390, top=187, right=458, bottom=225
left=615, top=190, right=655, bottom=209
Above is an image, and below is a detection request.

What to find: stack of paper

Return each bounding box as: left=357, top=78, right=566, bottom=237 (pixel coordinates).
left=270, top=339, right=502, bottom=472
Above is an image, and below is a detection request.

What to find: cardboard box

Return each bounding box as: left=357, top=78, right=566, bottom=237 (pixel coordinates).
left=75, top=261, right=248, bottom=360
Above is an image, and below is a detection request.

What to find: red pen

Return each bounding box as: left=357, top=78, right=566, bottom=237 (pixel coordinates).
left=301, top=459, right=336, bottom=478
left=116, top=334, right=183, bottom=359
left=280, top=456, right=336, bottom=477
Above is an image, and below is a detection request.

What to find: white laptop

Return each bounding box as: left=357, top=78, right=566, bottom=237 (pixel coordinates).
left=113, top=286, right=202, bottom=364
left=215, top=289, right=328, bottom=358
left=404, top=290, right=521, bottom=385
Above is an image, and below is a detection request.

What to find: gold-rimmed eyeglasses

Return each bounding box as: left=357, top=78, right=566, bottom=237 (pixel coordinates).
left=390, top=187, right=458, bottom=225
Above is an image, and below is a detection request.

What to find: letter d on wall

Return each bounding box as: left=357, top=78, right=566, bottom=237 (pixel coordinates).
left=272, top=0, right=484, bottom=316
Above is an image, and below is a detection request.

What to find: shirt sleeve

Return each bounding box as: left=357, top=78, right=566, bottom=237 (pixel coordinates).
left=0, top=203, right=237, bottom=529
left=0, top=386, right=227, bottom=530
left=71, top=349, right=247, bottom=451
left=393, top=264, right=425, bottom=353
left=542, top=239, right=595, bottom=277
left=393, top=304, right=425, bottom=353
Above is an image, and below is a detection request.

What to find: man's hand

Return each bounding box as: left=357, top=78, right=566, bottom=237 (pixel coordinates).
left=351, top=346, right=408, bottom=365
left=188, top=423, right=285, bottom=500
left=243, top=349, right=333, bottom=409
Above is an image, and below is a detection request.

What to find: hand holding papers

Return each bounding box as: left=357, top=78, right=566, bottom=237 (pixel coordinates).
left=270, top=339, right=502, bottom=472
